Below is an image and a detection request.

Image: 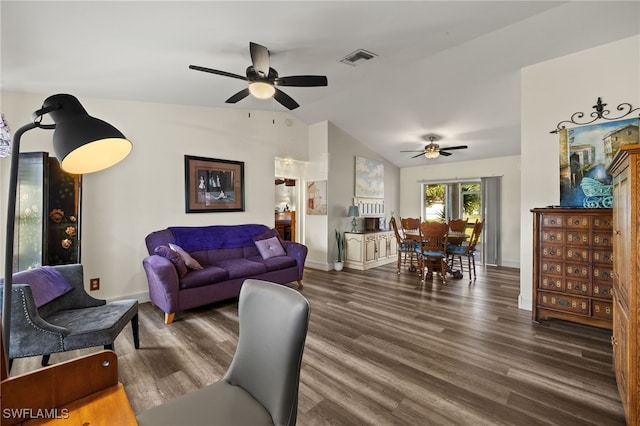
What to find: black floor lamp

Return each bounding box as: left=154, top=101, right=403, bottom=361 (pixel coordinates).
left=2, top=94, right=132, bottom=364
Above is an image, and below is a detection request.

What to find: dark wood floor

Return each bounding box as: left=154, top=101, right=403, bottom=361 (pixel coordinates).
left=11, top=263, right=625, bottom=425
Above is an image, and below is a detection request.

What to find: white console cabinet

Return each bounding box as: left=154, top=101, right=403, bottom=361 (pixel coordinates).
left=344, top=231, right=398, bottom=270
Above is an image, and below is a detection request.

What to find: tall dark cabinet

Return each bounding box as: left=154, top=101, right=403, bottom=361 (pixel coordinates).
left=607, top=144, right=639, bottom=426
left=15, top=152, right=81, bottom=271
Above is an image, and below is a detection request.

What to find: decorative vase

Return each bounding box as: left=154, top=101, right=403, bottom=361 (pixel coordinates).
left=334, top=261, right=344, bottom=271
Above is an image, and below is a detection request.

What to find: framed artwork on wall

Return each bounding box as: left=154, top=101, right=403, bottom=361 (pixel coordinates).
left=184, top=155, right=245, bottom=213
left=355, top=156, right=384, bottom=198
left=559, top=117, right=639, bottom=207
left=307, top=180, right=327, bottom=215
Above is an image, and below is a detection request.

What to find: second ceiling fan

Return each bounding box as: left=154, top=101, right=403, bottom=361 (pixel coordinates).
left=189, top=42, right=328, bottom=110
left=401, top=136, right=468, bottom=159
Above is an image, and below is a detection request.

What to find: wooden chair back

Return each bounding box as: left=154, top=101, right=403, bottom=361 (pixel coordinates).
left=400, top=217, right=421, bottom=233
left=390, top=217, right=403, bottom=242
left=466, top=220, right=484, bottom=253
left=419, top=222, right=449, bottom=253
left=448, top=218, right=468, bottom=233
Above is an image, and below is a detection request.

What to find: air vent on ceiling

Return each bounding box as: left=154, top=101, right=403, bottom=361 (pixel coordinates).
left=339, top=49, right=378, bottom=66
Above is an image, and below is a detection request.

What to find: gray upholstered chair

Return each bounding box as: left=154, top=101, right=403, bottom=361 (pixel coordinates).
left=0, top=264, right=138, bottom=369
left=137, top=279, right=310, bottom=426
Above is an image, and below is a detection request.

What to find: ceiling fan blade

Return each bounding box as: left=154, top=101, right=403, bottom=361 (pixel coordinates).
left=440, top=145, right=468, bottom=151
left=275, top=75, right=328, bottom=87
left=400, top=150, right=427, bottom=153
left=225, top=88, right=250, bottom=104
left=250, top=42, right=270, bottom=78
left=411, top=152, right=426, bottom=158
left=273, top=88, right=300, bottom=110
left=440, top=151, right=453, bottom=156
left=189, top=65, right=248, bottom=81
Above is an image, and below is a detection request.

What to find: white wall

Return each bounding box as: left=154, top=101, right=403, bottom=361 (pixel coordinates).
left=0, top=92, right=309, bottom=300
left=400, top=155, right=522, bottom=268
left=520, top=35, right=640, bottom=310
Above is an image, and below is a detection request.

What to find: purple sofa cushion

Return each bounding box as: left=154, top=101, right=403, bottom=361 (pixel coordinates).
left=169, top=224, right=269, bottom=251
left=248, top=255, right=297, bottom=272
left=8, top=266, right=73, bottom=308
left=155, top=245, right=188, bottom=278
left=179, top=266, right=229, bottom=290
left=213, top=259, right=267, bottom=279
left=255, top=237, right=287, bottom=259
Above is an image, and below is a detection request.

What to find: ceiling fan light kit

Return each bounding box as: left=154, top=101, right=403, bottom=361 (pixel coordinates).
left=424, top=147, right=440, bottom=159
left=190, top=42, right=327, bottom=110
left=249, top=82, right=275, bottom=99
left=400, top=135, right=468, bottom=160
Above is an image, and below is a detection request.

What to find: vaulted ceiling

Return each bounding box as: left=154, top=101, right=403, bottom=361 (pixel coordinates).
left=2, top=1, right=639, bottom=167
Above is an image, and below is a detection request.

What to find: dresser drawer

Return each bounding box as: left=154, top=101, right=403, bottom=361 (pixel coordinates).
left=592, top=231, right=613, bottom=247
left=566, top=247, right=589, bottom=262
left=565, top=215, right=589, bottom=228
left=565, top=230, right=589, bottom=246
left=566, top=262, right=590, bottom=280
left=542, top=230, right=564, bottom=244
left=565, top=279, right=591, bottom=296
left=538, top=293, right=589, bottom=315
left=593, top=266, right=613, bottom=283
left=591, top=300, right=613, bottom=320
left=541, top=215, right=565, bottom=227
left=540, top=276, right=563, bottom=291
left=592, top=248, right=613, bottom=265
left=541, top=261, right=563, bottom=276
left=541, top=245, right=563, bottom=260
left=593, top=282, right=613, bottom=300
left=592, top=216, right=613, bottom=230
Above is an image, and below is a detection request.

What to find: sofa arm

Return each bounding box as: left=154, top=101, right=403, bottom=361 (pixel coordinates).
left=0, top=285, right=69, bottom=359
left=284, top=242, right=308, bottom=280
left=142, top=255, right=180, bottom=317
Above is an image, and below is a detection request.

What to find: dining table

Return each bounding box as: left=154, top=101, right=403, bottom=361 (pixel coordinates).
left=403, top=229, right=468, bottom=279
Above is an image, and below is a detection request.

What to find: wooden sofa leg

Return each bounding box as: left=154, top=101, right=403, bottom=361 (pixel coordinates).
left=296, top=280, right=303, bottom=288
left=164, top=312, right=175, bottom=325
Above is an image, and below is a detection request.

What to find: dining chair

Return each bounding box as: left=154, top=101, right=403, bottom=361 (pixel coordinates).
left=447, top=218, right=468, bottom=233
left=400, top=217, right=421, bottom=236
left=417, top=222, right=449, bottom=283
left=447, top=219, right=484, bottom=280
left=137, top=279, right=310, bottom=426
left=390, top=217, right=419, bottom=274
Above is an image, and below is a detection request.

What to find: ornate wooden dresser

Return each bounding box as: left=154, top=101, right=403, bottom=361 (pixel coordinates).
left=531, top=207, right=614, bottom=329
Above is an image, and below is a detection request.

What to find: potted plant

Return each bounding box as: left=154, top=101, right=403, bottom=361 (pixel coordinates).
left=334, top=229, right=344, bottom=271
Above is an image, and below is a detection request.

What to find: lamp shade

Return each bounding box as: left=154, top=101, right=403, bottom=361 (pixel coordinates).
left=45, top=94, right=132, bottom=174
left=348, top=205, right=360, bottom=217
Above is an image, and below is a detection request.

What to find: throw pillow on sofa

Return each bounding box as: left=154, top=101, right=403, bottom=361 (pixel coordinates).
left=253, top=227, right=287, bottom=249
left=169, top=243, right=204, bottom=270
left=255, top=236, right=287, bottom=259
left=155, top=245, right=189, bottom=278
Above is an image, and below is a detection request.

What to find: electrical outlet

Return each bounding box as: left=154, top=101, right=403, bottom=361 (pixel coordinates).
left=90, top=278, right=100, bottom=291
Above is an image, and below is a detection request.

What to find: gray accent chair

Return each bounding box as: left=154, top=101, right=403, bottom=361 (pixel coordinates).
left=137, top=279, right=310, bottom=426
left=0, top=264, right=139, bottom=369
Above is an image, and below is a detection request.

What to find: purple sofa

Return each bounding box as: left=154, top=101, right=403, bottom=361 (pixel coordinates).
left=143, top=224, right=307, bottom=324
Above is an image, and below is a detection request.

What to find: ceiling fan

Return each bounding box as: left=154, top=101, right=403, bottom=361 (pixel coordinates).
left=189, top=42, right=328, bottom=110
left=401, top=135, right=468, bottom=159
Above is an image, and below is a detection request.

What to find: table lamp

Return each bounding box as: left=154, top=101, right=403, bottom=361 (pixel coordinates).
left=2, top=94, right=132, bottom=362
left=348, top=205, right=359, bottom=233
